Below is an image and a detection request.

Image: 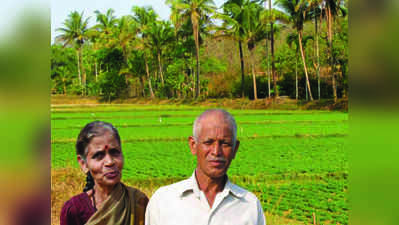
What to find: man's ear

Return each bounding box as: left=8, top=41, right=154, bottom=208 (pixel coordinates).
left=77, top=155, right=88, bottom=174
left=188, top=136, right=197, bottom=156
left=232, top=140, right=240, bottom=159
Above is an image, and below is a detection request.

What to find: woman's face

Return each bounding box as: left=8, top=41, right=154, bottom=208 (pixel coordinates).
left=79, top=130, right=124, bottom=189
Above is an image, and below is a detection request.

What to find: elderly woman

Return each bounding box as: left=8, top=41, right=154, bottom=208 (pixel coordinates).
left=60, top=121, right=148, bottom=225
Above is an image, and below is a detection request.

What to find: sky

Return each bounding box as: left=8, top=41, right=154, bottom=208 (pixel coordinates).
left=1, top=0, right=48, bottom=39
left=51, top=0, right=229, bottom=43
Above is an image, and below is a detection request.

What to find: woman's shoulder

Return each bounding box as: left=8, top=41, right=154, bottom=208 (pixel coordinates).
left=124, top=185, right=149, bottom=207
left=62, top=192, right=91, bottom=209
left=62, top=193, right=85, bottom=210
left=60, top=192, right=95, bottom=225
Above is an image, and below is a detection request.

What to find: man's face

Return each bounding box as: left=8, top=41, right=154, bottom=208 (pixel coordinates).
left=189, top=114, right=239, bottom=180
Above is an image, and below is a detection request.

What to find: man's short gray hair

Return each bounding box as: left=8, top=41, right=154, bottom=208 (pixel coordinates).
left=193, top=109, right=237, bottom=144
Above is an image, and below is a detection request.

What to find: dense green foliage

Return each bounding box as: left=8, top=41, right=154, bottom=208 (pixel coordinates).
left=51, top=0, right=348, bottom=101
left=52, top=104, right=348, bottom=224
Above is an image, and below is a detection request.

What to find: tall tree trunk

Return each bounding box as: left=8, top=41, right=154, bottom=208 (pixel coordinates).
left=327, top=6, right=337, bottom=102
left=238, top=40, right=245, bottom=98
left=250, top=48, right=257, bottom=100
left=265, top=32, right=271, bottom=99
left=155, top=70, right=158, bottom=85
left=76, top=50, right=81, bottom=86
left=295, top=49, right=298, bottom=100
left=145, top=57, right=155, bottom=99
left=135, top=79, right=139, bottom=97
left=139, top=76, right=145, bottom=97
left=79, top=47, right=86, bottom=96
left=95, top=60, right=98, bottom=82
left=195, top=44, right=200, bottom=98
left=341, top=61, right=347, bottom=98
left=264, top=0, right=269, bottom=98
left=269, top=0, right=278, bottom=98
left=63, top=79, right=67, bottom=95
left=178, top=82, right=182, bottom=98
left=192, top=16, right=200, bottom=99
left=267, top=39, right=271, bottom=98
left=157, top=50, right=165, bottom=86
left=122, top=47, right=131, bottom=95
left=305, top=75, right=308, bottom=100
left=315, top=7, right=321, bottom=100
left=123, top=47, right=128, bottom=66
left=298, top=31, right=314, bottom=101
left=191, top=53, right=195, bottom=98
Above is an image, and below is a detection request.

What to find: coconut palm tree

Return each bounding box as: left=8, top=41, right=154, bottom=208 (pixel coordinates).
left=132, top=6, right=158, bottom=98
left=220, top=0, right=255, bottom=98
left=306, top=0, right=323, bottom=100
left=287, top=33, right=313, bottom=100
left=322, top=0, right=347, bottom=102
left=89, top=9, right=122, bottom=83
left=219, top=0, right=284, bottom=99
left=169, top=15, right=200, bottom=98
left=93, top=9, right=118, bottom=46
left=287, top=33, right=300, bottom=100
left=166, top=0, right=216, bottom=98
left=246, top=3, right=270, bottom=100
left=260, top=3, right=289, bottom=98
left=145, top=21, right=175, bottom=86
left=276, top=0, right=314, bottom=100
left=118, top=16, right=137, bottom=63
left=268, top=0, right=277, bottom=98
left=57, top=11, right=89, bottom=95
left=113, top=15, right=140, bottom=98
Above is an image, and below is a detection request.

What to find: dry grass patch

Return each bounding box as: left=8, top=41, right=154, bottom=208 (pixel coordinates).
left=51, top=168, right=85, bottom=225
left=52, top=168, right=306, bottom=225
left=265, top=211, right=306, bottom=225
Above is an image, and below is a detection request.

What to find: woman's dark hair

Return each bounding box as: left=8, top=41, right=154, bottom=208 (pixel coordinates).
left=83, top=172, right=95, bottom=192
left=76, top=121, right=121, bottom=191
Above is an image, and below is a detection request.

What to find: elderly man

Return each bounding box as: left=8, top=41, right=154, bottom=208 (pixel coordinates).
left=145, top=109, right=266, bottom=225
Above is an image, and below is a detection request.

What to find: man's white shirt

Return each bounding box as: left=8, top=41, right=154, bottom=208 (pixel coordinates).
left=145, top=172, right=266, bottom=225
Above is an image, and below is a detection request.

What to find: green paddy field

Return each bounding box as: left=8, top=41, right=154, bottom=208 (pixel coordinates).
left=52, top=104, right=348, bottom=224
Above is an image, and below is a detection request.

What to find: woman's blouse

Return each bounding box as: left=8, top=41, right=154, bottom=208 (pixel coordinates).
left=60, top=192, right=96, bottom=225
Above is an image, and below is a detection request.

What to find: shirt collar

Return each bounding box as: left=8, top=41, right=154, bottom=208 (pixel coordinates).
left=179, top=170, right=245, bottom=199
left=178, top=171, right=201, bottom=198
left=224, top=178, right=245, bottom=199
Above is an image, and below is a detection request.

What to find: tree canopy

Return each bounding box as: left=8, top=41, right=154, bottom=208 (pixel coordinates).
left=52, top=1, right=348, bottom=101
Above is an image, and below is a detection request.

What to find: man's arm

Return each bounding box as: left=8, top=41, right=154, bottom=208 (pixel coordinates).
left=145, top=191, right=160, bottom=225
left=256, top=199, right=266, bottom=225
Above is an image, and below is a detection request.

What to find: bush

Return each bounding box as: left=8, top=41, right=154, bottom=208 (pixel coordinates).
left=98, top=71, right=128, bottom=101
left=232, top=75, right=271, bottom=99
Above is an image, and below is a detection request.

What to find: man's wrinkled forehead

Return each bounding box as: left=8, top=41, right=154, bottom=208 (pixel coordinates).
left=201, top=112, right=228, bottom=123
left=199, top=126, right=234, bottom=141
left=198, top=114, right=234, bottom=134
left=198, top=110, right=228, bottom=123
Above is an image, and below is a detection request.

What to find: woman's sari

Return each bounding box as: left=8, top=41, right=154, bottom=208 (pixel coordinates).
left=85, top=183, right=148, bottom=225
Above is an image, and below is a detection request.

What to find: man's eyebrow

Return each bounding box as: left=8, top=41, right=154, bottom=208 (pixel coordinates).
left=202, top=138, right=214, bottom=142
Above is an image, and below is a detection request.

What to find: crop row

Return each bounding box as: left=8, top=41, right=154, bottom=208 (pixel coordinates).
left=52, top=137, right=347, bottom=178
left=240, top=179, right=349, bottom=224
left=52, top=120, right=346, bottom=130
left=51, top=122, right=347, bottom=143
